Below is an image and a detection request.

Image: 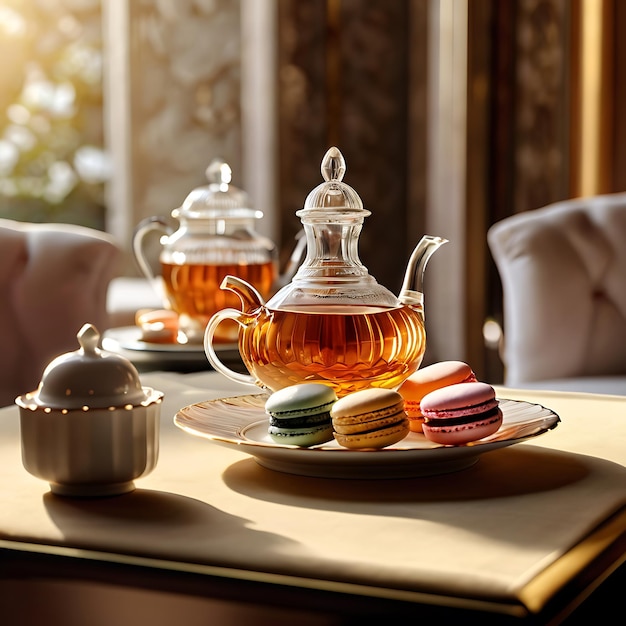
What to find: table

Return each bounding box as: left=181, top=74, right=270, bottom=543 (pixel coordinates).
left=2, top=371, right=626, bottom=625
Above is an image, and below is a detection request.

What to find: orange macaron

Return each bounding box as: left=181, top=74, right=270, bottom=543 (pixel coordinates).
left=397, top=361, right=477, bottom=432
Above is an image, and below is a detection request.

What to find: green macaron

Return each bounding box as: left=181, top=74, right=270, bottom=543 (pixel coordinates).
left=265, top=383, right=338, bottom=447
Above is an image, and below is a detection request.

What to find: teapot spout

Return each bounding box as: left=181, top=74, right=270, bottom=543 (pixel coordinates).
left=221, top=275, right=265, bottom=312
left=398, top=235, right=448, bottom=307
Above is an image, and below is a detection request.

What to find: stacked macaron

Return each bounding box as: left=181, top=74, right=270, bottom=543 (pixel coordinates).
left=398, top=361, right=477, bottom=432
left=420, top=381, right=503, bottom=445
left=265, top=383, right=337, bottom=447
left=330, top=388, right=409, bottom=449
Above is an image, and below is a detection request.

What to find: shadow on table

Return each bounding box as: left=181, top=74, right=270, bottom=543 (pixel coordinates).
left=222, top=445, right=593, bottom=504
left=41, top=488, right=299, bottom=566
left=222, top=444, right=626, bottom=555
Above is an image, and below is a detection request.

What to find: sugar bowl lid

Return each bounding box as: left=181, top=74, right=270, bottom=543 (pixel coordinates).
left=174, top=158, right=261, bottom=220
left=29, top=324, right=148, bottom=410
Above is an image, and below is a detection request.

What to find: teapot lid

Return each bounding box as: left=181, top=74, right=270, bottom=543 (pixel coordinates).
left=29, top=324, right=149, bottom=410
left=267, top=146, right=400, bottom=309
left=297, top=147, right=370, bottom=220
left=175, top=159, right=261, bottom=220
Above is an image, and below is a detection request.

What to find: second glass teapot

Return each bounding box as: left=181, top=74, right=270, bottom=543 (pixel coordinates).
left=133, top=159, right=301, bottom=344
left=204, top=147, right=447, bottom=396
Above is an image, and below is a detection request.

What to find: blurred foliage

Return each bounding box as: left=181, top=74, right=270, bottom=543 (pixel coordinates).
left=0, top=0, right=108, bottom=229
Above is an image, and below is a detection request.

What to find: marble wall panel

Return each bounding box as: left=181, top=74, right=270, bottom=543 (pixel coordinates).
left=129, top=0, right=243, bottom=224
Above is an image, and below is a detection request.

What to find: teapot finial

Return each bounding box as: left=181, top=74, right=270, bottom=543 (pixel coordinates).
left=321, top=147, right=346, bottom=182
left=206, top=158, right=232, bottom=190
left=299, top=147, right=365, bottom=213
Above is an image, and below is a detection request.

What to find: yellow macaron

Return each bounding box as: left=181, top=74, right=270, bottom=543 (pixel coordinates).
left=330, top=388, right=409, bottom=449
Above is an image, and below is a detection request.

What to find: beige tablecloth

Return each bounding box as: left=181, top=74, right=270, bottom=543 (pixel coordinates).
left=2, top=371, right=626, bottom=615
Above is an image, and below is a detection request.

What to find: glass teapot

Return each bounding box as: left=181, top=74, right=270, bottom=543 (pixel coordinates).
left=133, top=159, right=304, bottom=344
left=204, top=147, right=447, bottom=396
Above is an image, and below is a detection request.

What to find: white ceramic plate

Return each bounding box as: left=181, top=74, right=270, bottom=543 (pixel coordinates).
left=174, top=395, right=560, bottom=479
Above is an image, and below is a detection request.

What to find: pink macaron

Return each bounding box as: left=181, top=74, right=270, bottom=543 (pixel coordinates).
left=420, top=382, right=503, bottom=445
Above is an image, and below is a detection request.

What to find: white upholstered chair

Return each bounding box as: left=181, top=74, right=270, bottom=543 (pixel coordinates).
left=487, top=193, right=626, bottom=395
left=0, top=219, right=121, bottom=406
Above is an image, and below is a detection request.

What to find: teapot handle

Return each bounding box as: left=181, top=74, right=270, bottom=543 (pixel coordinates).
left=132, top=216, right=172, bottom=283
left=204, top=309, right=258, bottom=387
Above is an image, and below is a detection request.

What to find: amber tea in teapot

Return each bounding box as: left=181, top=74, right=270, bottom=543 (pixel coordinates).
left=205, top=147, right=447, bottom=395
left=239, top=304, right=426, bottom=395
left=161, top=260, right=275, bottom=343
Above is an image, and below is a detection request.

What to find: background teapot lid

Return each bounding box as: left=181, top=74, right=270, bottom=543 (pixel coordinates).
left=175, top=159, right=261, bottom=220
left=297, top=147, right=370, bottom=219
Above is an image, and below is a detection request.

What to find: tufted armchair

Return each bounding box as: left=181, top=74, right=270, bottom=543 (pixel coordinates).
left=487, top=193, right=626, bottom=394
left=0, top=219, right=121, bottom=406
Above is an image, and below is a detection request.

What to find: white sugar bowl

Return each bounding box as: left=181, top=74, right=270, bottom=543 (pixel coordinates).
left=16, top=324, right=163, bottom=497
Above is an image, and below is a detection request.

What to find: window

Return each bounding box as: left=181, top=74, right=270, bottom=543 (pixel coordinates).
left=0, top=0, right=108, bottom=229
